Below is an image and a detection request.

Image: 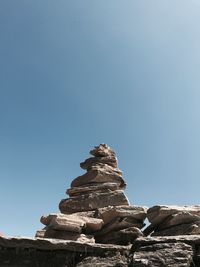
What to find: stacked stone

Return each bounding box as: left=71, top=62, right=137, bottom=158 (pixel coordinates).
left=144, top=205, right=200, bottom=236
left=36, top=144, right=147, bottom=245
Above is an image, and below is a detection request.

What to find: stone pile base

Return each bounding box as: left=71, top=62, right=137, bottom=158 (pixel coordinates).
left=1, top=235, right=200, bottom=266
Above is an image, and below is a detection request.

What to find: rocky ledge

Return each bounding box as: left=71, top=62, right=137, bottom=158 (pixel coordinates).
left=0, top=235, right=200, bottom=266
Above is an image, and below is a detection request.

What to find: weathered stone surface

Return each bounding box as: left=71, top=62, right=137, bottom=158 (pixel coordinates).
left=41, top=213, right=104, bottom=233
left=67, top=182, right=121, bottom=197
left=35, top=228, right=95, bottom=243
left=157, top=211, right=200, bottom=230
left=95, top=217, right=144, bottom=237
left=59, top=190, right=129, bottom=213
left=90, top=144, right=116, bottom=157
left=71, top=164, right=126, bottom=189
left=152, top=221, right=200, bottom=236
left=96, top=205, right=147, bottom=225
left=80, top=156, right=118, bottom=170
left=147, top=205, right=200, bottom=226
left=132, top=242, right=193, bottom=267
left=0, top=236, right=130, bottom=253
left=41, top=214, right=85, bottom=233
left=96, top=227, right=143, bottom=245
left=76, top=254, right=128, bottom=267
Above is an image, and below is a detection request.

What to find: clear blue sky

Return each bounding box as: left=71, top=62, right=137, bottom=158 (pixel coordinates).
left=1, top=1, right=200, bottom=237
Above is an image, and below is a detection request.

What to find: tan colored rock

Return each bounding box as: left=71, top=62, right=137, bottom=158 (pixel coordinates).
left=90, top=144, right=116, bottom=157
left=67, top=182, right=121, bottom=197
left=133, top=242, right=193, bottom=266
left=96, top=205, right=147, bottom=225
left=59, top=190, right=129, bottom=213
left=147, top=205, right=200, bottom=226
left=157, top=211, right=200, bottom=231
left=41, top=213, right=104, bottom=233
left=71, top=164, right=126, bottom=189
left=35, top=228, right=95, bottom=243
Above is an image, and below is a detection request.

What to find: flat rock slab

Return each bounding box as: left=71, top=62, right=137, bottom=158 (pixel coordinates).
left=59, top=190, right=129, bottom=213
left=67, top=182, right=121, bottom=197
left=96, top=205, right=147, bottom=225
left=35, top=229, right=95, bottom=243
left=147, top=205, right=200, bottom=226
left=0, top=236, right=130, bottom=253
left=152, top=221, right=200, bottom=236
left=41, top=213, right=104, bottom=233
left=133, top=235, right=200, bottom=246
left=71, top=165, right=126, bottom=189
left=132, top=242, right=193, bottom=267
left=80, top=156, right=118, bottom=170
left=157, top=211, right=200, bottom=230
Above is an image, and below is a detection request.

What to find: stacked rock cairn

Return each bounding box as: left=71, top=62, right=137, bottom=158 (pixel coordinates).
left=36, top=144, right=147, bottom=245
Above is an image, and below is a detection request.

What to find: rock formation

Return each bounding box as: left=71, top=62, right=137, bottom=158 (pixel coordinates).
left=36, top=144, right=147, bottom=245
left=144, top=205, right=200, bottom=236
left=3, top=144, right=200, bottom=266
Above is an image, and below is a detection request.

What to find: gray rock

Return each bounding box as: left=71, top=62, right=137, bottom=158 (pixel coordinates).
left=0, top=236, right=130, bottom=253
left=96, top=227, right=143, bottom=245
left=90, top=144, right=116, bottom=157
left=71, top=164, right=126, bottom=189
left=80, top=156, right=118, bottom=170
left=59, top=190, right=129, bottom=213
left=76, top=253, right=128, bottom=267
left=67, top=182, right=121, bottom=197
left=132, top=242, right=193, bottom=267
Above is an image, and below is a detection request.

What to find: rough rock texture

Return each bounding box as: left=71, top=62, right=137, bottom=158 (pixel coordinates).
left=1, top=235, right=200, bottom=266
left=59, top=190, right=129, bottom=213
left=146, top=205, right=200, bottom=236
left=132, top=242, right=193, bottom=266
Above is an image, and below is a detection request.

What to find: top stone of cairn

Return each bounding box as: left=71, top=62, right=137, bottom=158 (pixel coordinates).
left=90, top=144, right=116, bottom=157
